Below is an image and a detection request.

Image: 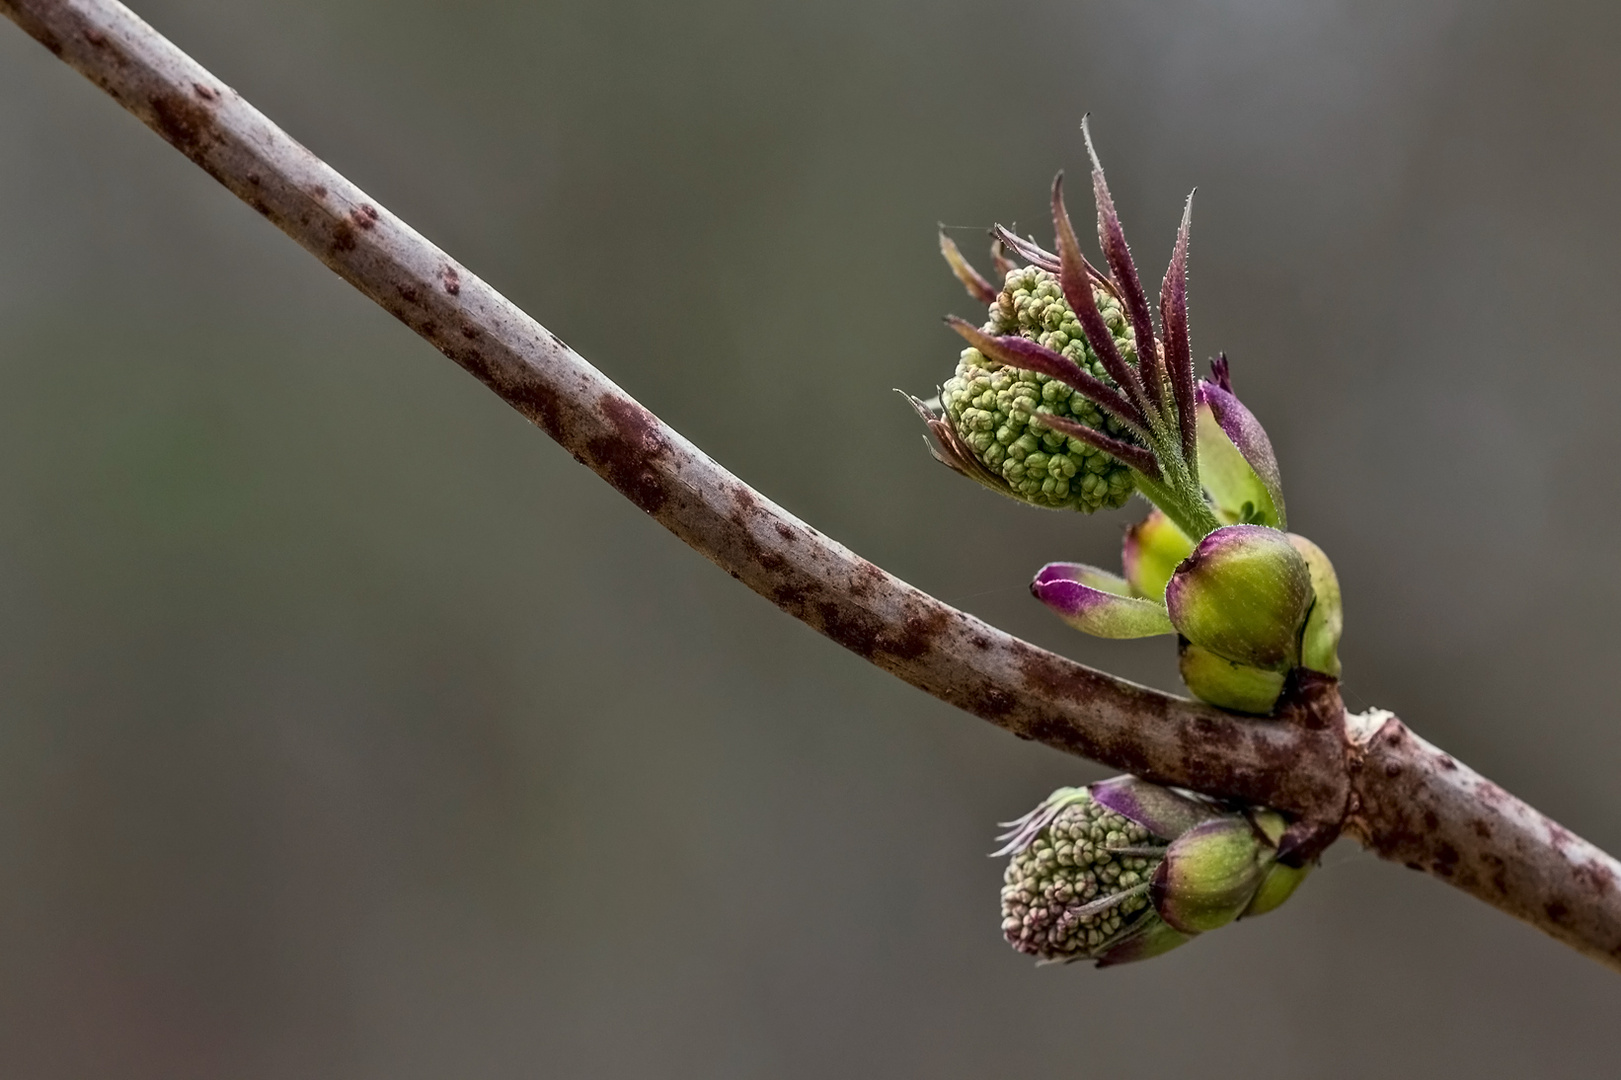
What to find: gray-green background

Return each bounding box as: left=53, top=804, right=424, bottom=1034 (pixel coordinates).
left=2, top=1, right=1618, bottom=1076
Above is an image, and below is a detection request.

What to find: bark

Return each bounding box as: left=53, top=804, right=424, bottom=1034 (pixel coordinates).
left=4, top=0, right=1618, bottom=972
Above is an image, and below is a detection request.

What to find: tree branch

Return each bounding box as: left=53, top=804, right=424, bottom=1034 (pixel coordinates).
left=5, top=0, right=1619, bottom=972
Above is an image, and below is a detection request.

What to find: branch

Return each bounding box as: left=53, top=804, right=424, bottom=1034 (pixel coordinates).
left=5, top=0, right=1619, bottom=972
left=1348, top=714, right=1621, bottom=972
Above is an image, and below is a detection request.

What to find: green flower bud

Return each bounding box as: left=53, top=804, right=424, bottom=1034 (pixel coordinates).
left=1287, top=533, right=1344, bottom=678
left=1165, top=525, right=1314, bottom=671
left=1196, top=398, right=1281, bottom=528
left=1195, top=365, right=1286, bottom=529
left=996, top=778, right=1310, bottom=967
left=1177, top=639, right=1288, bottom=715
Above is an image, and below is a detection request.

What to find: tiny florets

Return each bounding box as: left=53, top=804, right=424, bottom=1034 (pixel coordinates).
left=940, top=267, right=1140, bottom=511
left=999, top=788, right=1160, bottom=960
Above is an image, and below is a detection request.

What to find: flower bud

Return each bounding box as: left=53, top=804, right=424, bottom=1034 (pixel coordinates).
left=1197, top=401, right=1280, bottom=528
left=996, top=787, right=1161, bottom=963
left=930, top=266, right=1142, bottom=513
left=1197, top=364, right=1286, bottom=527
left=1089, top=774, right=1221, bottom=837
left=1165, top=525, right=1313, bottom=671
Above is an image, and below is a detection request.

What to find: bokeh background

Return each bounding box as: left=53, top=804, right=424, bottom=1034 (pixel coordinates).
left=1, top=0, right=1619, bottom=1075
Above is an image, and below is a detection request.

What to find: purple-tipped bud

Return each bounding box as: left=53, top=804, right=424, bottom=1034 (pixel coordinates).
left=1031, top=563, right=1174, bottom=639
left=1197, top=376, right=1286, bottom=527
left=1122, top=508, right=1196, bottom=600
left=1150, top=816, right=1276, bottom=934
left=1090, top=775, right=1221, bottom=840
left=1196, top=399, right=1282, bottom=528
left=1165, top=525, right=1314, bottom=671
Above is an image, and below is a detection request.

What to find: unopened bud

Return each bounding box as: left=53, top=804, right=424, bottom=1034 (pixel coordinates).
left=1149, top=817, right=1276, bottom=934
left=1031, top=562, right=1174, bottom=639
left=1165, top=525, right=1313, bottom=671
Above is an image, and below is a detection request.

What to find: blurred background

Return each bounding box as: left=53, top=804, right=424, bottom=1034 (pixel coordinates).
left=1, top=0, right=1618, bottom=1075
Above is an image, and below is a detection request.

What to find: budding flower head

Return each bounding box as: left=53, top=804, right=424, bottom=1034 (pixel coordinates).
left=928, top=266, right=1142, bottom=511
left=921, top=122, right=1347, bottom=713
left=996, top=786, right=1162, bottom=963
left=996, top=777, right=1310, bottom=967
left=918, top=120, right=1247, bottom=541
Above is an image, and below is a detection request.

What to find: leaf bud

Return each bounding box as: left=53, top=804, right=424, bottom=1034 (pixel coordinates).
left=1122, top=508, right=1195, bottom=601
left=1030, top=562, right=1174, bottom=639
left=1165, top=524, right=1314, bottom=671
left=1149, top=816, right=1277, bottom=934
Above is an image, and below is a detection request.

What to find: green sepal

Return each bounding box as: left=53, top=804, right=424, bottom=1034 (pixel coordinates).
left=1243, top=861, right=1313, bottom=918
left=1094, top=915, right=1194, bottom=968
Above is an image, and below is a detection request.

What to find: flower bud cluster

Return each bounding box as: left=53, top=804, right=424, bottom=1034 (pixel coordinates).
left=924, top=128, right=1347, bottom=714
left=999, top=788, right=1156, bottom=959
left=940, top=268, right=1138, bottom=511
left=996, top=778, right=1310, bottom=967
left=921, top=128, right=1343, bottom=973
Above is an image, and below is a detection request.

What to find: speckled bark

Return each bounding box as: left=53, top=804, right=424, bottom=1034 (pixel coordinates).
left=1347, top=715, right=1621, bottom=969
left=5, top=0, right=1619, bottom=973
